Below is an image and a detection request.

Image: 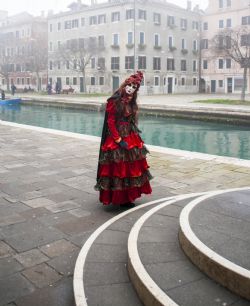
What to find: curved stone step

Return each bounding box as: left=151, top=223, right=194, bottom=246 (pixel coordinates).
left=73, top=195, right=178, bottom=306
left=179, top=187, right=250, bottom=301
left=128, top=189, right=250, bottom=306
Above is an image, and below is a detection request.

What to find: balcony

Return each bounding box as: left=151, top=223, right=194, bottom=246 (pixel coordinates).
left=111, top=44, right=120, bottom=49
left=154, top=45, right=162, bottom=50
left=138, top=43, right=146, bottom=50
left=181, top=49, right=188, bottom=55
left=169, top=46, right=176, bottom=52
left=126, top=43, right=134, bottom=49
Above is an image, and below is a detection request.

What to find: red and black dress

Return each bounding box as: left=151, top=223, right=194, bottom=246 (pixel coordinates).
left=95, top=93, right=152, bottom=205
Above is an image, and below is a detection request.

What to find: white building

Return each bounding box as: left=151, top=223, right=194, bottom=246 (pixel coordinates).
left=47, top=0, right=201, bottom=94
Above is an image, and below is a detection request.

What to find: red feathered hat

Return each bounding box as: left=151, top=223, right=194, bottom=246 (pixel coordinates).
left=124, top=71, right=144, bottom=88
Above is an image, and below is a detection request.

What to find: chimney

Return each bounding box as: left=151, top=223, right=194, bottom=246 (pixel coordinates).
left=187, top=0, right=192, bottom=10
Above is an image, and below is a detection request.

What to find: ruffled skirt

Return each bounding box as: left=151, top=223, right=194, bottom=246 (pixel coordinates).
left=95, top=131, right=152, bottom=205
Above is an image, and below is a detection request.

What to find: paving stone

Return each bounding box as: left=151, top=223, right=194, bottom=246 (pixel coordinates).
left=19, top=207, right=50, bottom=219
left=1, top=220, right=66, bottom=252
left=39, top=239, right=79, bottom=258
left=37, top=211, right=78, bottom=227
left=139, top=225, right=178, bottom=243
left=95, top=229, right=128, bottom=245
left=15, top=249, right=49, bottom=268
left=85, top=283, right=143, bottom=306
left=0, top=257, right=23, bottom=278
left=84, top=262, right=129, bottom=286
left=86, top=243, right=127, bottom=263
left=0, top=214, right=26, bottom=227
left=22, top=263, right=62, bottom=288
left=68, top=208, right=91, bottom=218
left=47, top=250, right=79, bottom=276
left=21, top=197, right=57, bottom=209
left=45, top=200, right=80, bottom=213
left=14, top=277, right=74, bottom=306
left=0, top=241, right=16, bottom=258
left=0, top=273, right=35, bottom=305
left=167, top=277, right=240, bottom=306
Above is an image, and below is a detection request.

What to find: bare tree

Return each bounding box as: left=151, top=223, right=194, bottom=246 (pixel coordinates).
left=211, top=26, right=250, bottom=101
left=0, top=34, right=15, bottom=91
left=56, top=37, right=101, bottom=92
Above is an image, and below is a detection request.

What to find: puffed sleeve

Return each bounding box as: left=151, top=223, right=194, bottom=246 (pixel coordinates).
left=106, top=99, right=120, bottom=141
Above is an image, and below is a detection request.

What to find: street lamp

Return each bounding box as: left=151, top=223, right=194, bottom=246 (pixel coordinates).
left=133, top=0, right=136, bottom=72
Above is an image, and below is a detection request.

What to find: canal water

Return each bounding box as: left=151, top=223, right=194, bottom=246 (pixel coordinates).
left=0, top=103, right=250, bottom=160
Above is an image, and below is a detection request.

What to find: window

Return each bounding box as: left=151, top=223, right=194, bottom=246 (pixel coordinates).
left=98, top=14, right=106, bottom=24
left=126, top=9, right=134, bottom=20
left=219, top=0, right=223, bottom=8
left=168, top=36, right=173, bottom=48
left=26, top=78, right=30, bottom=85
left=139, top=32, right=145, bottom=44
left=57, top=41, right=61, bottom=49
left=226, top=58, right=231, bottom=68
left=112, top=33, right=119, bottom=46
left=49, top=61, right=53, bottom=70
left=181, top=38, right=186, bottom=49
left=49, top=24, right=53, bottom=32
left=219, top=20, right=224, bottom=28
left=72, top=19, right=79, bottom=28
left=180, top=18, right=187, bottom=30
left=181, top=77, right=185, bottom=86
left=201, top=39, right=208, bottom=49
left=89, top=16, right=97, bottom=25
left=193, top=78, right=197, bottom=86
left=241, top=34, right=250, bottom=46
left=242, top=16, right=250, bottom=25
left=66, top=77, right=70, bottom=85
left=167, top=15, right=175, bottom=26
left=111, top=57, right=120, bottom=70
left=57, top=22, right=61, bottom=31
left=193, top=40, right=198, bottom=51
left=154, top=76, right=160, bottom=86
left=49, top=42, right=53, bottom=51
left=153, top=13, right=161, bottom=24
left=17, top=78, right=20, bottom=85
left=153, top=57, right=161, bottom=70
left=193, top=60, right=197, bottom=72
left=138, top=10, right=146, bottom=20
left=125, top=56, right=134, bottom=69
left=219, top=80, right=223, bottom=87
left=99, top=76, right=104, bottom=85
left=21, top=78, right=25, bottom=85
left=128, top=32, right=133, bottom=44
left=181, top=60, right=187, bottom=71
left=64, top=20, right=71, bottom=29
left=226, top=18, right=231, bottom=27
left=91, top=77, right=95, bottom=85
left=73, top=77, right=77, bottom=85
left=138, top=56, right=146, bottom=69
left=203, top=22, right=208, bottom=30
left=98, top=35, right=105, bottom=48
left=81, top=18, right=85, bottom=26
left=154, top=34, right=160, bottom=47
left=98, top=57, right=105, bottom=70
left=112, top=12, right=120, bottom=22
left=91, top=58, right=95, bottom=69
left=218, top=58, right=224, bottom=69
left=192, top=21, right=199, bottom=30
left=227, top=0, right=231, bottom=7
left=167, top=58, right=175, bottom=71
left=57, top=61, right=61, bottom=69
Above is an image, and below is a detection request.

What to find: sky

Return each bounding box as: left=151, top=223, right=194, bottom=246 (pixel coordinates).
left=1, top=0, right=209, bottom=17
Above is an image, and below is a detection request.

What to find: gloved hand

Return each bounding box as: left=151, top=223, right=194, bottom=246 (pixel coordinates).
left=118, top=140, right=128, bottom=149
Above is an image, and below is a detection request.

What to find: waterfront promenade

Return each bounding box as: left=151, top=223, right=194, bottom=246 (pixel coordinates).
left=0, top=93, right=250, bottom=305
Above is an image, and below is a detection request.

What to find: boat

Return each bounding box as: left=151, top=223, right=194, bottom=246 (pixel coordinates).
left=0, top=98, right=22, bottom=105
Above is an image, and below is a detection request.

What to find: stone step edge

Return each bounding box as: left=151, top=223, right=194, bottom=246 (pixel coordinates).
left=73, top=195, right=179, bottom=306
left=127, top=192, right=205, bottom=306
left=179, top=187, right=250, bottom=301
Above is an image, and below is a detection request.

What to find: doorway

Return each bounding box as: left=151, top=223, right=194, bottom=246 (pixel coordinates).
left=211, top=80, right=216, bottom=93
left=227, top=78, right=233, bottom=93
left=167, top=77, right=173, bottom=94
left=112, top=76, right=119, bottom=92
left=80, top=77, right=84, bottom=92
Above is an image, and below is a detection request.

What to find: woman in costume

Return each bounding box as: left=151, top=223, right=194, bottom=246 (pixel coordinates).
left=95, top=71, right=152, bottom=207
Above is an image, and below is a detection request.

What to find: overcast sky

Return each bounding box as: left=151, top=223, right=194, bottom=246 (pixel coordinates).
left=1, top=0, right=208, bottom=17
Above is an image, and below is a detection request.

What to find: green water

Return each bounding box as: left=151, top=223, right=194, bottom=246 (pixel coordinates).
left=1, top=103, right=250, bottom=160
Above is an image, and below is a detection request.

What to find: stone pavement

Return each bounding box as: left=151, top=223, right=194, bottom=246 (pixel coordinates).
left=0, top=115, right=250, bottom=305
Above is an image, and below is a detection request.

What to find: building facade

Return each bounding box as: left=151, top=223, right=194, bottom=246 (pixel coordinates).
left=201, top=0, right=250, bottom=94
left=47, top=0, right=201, bottom=94
left=0, top=12, right=48, bottom=91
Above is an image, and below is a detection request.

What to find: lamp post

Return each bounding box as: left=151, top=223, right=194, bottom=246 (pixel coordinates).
left=133, top=0, right=136, bottom=73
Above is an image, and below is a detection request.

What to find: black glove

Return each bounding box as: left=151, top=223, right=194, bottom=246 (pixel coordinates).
left=118, top=140, right=128, bottom=149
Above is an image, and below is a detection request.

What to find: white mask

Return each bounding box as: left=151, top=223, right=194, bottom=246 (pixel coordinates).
left=125, top=83, right=137, bottom=95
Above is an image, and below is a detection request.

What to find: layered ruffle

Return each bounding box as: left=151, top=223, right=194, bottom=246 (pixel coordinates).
left=101, top=131, right=144, bottom=151
left=99, top=159, right=149, bottom=178
left=100, top=181, right=152, bottom=205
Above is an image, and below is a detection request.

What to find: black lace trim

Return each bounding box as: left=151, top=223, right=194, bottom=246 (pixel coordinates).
left=95, top=170, right=153, bottom=191
left=99, top=146, right=149, bottom=164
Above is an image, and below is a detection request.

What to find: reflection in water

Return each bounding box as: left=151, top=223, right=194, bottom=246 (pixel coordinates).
left=0, top=104, right=250, bottom=160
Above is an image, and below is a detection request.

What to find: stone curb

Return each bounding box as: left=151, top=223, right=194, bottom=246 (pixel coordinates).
left=179, top=187, right=250, bottom=301
left=127, top=193, right=204, bottom=306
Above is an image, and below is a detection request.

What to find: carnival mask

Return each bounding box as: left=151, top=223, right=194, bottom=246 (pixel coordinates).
left=125, top=83, right=137, bottom=95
